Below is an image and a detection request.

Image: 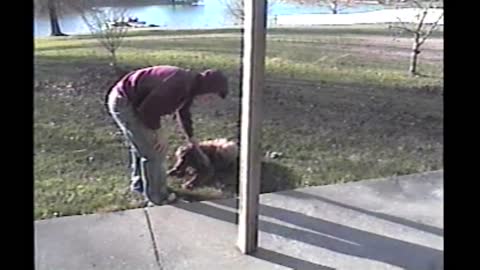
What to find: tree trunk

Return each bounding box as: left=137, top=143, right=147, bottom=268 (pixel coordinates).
left=330, top=2, right=338, bottom=14
left=110, top=50, right=126, bottom=76
left=110, top=50, right=118, bottom=70
left=47, top=0, right=66, bottom=36
left=409, top=34, right=421, bottom=76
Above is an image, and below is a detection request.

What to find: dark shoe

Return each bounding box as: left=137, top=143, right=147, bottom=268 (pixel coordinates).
left=144, top=192, right=177, bottom=207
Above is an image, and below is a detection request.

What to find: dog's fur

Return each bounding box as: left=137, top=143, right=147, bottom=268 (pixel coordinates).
left=168, top=138, right=238, bottom=189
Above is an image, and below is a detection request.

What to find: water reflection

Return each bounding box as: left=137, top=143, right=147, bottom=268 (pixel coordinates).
left=34, top=0, right=383, bottom=37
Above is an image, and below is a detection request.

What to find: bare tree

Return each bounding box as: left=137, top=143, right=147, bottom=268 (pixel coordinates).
left=223, top=0, right=245, bottom=23
left=34, top=0, right=69, bottom=36
left=389, top=0, right=443, bottom=75
left=285, top=0, right=355, bottom=15
left=326, top=0, right=342, bottom=14
left=79, top=6, right=130, bottom=71
left=222, top=0, right=277, bottom=23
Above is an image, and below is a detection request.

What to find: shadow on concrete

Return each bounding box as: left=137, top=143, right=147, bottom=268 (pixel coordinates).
left=253, top=248, right=334, bottom=270
left=284, top=190, right=443, bottom=237
left=175, top=200, right=442, bottom=270
left=173, top=201, right=332, bottom=270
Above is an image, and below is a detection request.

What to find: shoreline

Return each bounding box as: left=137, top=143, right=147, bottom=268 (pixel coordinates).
left=35, top=24, right=445, bottom=40
left=275, top=8, right=444, bottom=26
left=35, top=8, right=444, bottom=38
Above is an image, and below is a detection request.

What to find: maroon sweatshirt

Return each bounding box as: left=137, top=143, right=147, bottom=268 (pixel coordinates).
left=109, top=65, right=228, bottom=139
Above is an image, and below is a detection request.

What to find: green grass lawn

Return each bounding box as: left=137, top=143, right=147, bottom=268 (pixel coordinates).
left=34, top=26, right=443, bottom=220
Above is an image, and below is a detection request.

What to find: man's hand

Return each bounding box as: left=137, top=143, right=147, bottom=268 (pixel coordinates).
left=153, top=140, right=167, bottom=154
left=188, top=137, right=211, bottom=168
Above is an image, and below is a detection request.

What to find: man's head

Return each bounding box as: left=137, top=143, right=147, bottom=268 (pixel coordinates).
left=199, top=69, right=229, bottom=99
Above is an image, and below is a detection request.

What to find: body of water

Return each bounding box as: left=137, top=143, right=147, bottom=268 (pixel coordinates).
left=34, top=0, right=383, bottom=37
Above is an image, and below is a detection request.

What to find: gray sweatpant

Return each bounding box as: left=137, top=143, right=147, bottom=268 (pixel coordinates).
left=107, top=90, right=169, bottom=205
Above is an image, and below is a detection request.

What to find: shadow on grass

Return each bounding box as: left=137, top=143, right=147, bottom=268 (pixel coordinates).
left=259, top=161, right=300, bottom=193
left=172, top=161, right=299, bottom=202
left=214, top=160, right=299, bottom=194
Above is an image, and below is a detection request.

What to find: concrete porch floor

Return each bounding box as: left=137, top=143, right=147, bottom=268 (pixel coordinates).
left=35, top=170, right=444, bottom=270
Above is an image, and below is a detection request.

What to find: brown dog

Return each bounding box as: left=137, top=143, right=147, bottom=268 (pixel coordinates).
left=167, top=139, right=238, bottom=189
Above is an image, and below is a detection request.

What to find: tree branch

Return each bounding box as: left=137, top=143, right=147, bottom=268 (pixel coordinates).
left=414, top=7, right=428, bottom=33
left=419, top=11, right=443, bottom=46
left=392, top=16, right=416, bottom=33
left=411, top=0, right=424, bottom=9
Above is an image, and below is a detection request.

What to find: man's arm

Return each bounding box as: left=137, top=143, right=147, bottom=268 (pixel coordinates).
left=176, top=102, right=212, bottom=170
left=176, top=100, right=194, bottom=140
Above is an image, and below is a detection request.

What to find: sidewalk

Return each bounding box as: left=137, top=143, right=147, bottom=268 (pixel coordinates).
left=35, top=170, right=443, bottom=270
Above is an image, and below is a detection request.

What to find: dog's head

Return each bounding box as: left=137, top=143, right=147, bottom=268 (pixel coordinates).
left=168, top=144, right=196, bottom=178
left=168, top=139, right=238, bottom=179
left=168, top=144, right=211, bottom=176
